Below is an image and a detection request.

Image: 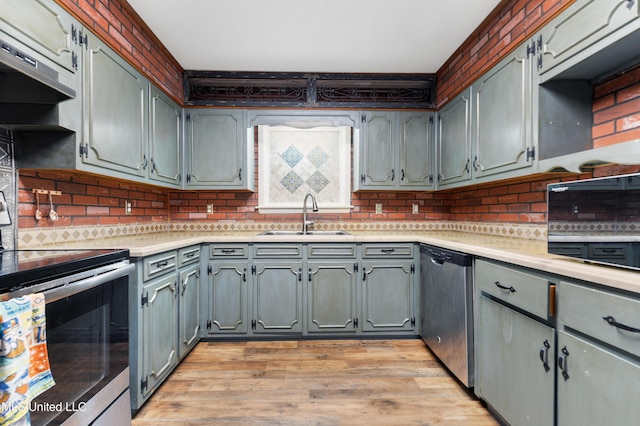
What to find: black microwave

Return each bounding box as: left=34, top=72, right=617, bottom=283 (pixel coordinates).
left=547, top=172, right=640, bottom=271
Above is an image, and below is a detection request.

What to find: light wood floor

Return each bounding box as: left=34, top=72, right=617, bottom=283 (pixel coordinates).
left=132, top=339, right=498, bottom=425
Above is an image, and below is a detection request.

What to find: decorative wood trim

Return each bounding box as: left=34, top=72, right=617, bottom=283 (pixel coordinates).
left=184, top=71, right=436, bottom=109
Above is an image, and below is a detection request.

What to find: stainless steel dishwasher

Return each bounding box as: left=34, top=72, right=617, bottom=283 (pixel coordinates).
left=420, top=244, right=474, bottom=387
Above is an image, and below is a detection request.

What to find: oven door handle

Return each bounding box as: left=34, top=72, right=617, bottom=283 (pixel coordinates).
left=44, top=262, right=135, bottom=304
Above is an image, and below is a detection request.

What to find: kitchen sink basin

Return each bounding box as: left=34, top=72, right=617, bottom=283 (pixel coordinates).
left=258, top=230, right=350, bottom=236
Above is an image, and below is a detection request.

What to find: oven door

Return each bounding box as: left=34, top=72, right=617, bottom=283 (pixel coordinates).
left=28, top=262, right=134, bottom=426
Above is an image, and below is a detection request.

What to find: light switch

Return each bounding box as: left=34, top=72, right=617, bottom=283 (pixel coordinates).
left=375, top=203, right=383, bottom=214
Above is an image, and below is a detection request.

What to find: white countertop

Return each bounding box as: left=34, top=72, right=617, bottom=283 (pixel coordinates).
left=34, top=230, right=640, bottom=294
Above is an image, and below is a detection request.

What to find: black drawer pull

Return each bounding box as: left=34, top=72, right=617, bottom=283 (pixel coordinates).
left=381, top=248, right=396, bottom=254
left=221, top=249, right=237, bottom=254
left=602, top=316, right=640, bottom=333
left=494, top=281, right=516, bottom=293
left=184, top=252, right=196, bottom=258
left=539, top=339, right=551, bottom=372
left=558, top=346, right=570, bottom=381
left=154, top=260, right=169, bottom=268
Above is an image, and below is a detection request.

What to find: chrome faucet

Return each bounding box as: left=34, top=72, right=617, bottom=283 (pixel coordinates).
left=302, top=192, right=319, bottom=234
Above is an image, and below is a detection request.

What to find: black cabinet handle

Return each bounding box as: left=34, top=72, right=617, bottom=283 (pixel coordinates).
left=381, top=248, right=396, bottom=254
left=221, top=249, right=236, bottom=254
left=391, top=169, right=395, bottom=181
left=494, top=281, right=516, bottom=293
left=464, top=159, right=470, bottom=173
left=539, top=339, right=551, bottom=372
left=558, top=346, right=570, bottom=381
left=154, top=260, right=168, bottom=268
left=298, top=268, right=302, bottom=282
left=603, top=315, right=640, bottom=333
left=242, top=267, right=247, bottom=282
left=401, top=169, right=405, bottom=181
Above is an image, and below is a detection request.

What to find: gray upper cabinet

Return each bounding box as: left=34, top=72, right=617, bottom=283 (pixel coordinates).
left=82, top=34, right=148, bottom=178
left=357, top=111, right=395, bottom=189
left=399, top=112, right=435, bottom=188
left=436, top=88, right=472, bottom=188
left=149, top=87, right=182, bottom=187
left=472, top=43, right=534, bottom=179
left=0, top=0, right=79, bottom=74
left=185, top=109, right=254, bottom=190
left=356, top=111, right=434, bottom=190
left=537, top=0, right=640, bottom=80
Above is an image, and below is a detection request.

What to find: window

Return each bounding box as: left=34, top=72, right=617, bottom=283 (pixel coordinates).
left=258, top=125, right=352, bottom=213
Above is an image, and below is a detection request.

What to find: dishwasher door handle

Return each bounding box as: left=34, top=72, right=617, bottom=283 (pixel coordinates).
left=430, top=257, right=445, bottom=266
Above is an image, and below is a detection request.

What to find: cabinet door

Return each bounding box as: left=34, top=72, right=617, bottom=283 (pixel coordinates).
left=0, top=0, right=78, bottom=73
left=473, top=45, right=533, bottom=178
left=142, top=273, right=178, bottom=396
left=253, top=261, right=303, bottom=334
left=307, top=261, right=358, bottom=333
left=149, top=87, right=181, bottom=187
left=82, top=36, right=148, bottom=178
left=475, top=295, right=554, bottom=426
left=557, top=330, right=640, bottom=426
left=437, top=89, right=472, bottom=187
left=361, top=260, right=415, bottom=332
left=538, top=0, right=640, bottom=77
left=399, top=112, right=434, bottom=189
left=186, top=110, right=246, bottom=188
left=207, top=262, right=249, bottom=334
left=358, top=111, right=395, bottom=188
left=178, top=264, right=200, bottom=359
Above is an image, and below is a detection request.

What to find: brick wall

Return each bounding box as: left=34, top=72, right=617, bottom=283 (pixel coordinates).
left=55, top=0, right=184, bottom=103
left=592, top=64, right=640, bottom=148
left=18, top=170, right=169, bottom=229
left=436, top=0, right=572, bottom=106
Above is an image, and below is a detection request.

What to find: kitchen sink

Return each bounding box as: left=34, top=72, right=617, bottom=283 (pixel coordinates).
left=258, top=230, right=350, bottom=236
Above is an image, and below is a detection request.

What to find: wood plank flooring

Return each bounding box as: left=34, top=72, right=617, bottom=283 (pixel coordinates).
left=132, top=339, right=498, bottom=425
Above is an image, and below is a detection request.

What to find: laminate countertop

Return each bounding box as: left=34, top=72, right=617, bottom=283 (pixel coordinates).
left=31, top=230, right=640, bottom=294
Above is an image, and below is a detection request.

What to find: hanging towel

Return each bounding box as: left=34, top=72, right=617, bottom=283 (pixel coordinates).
left=0, top=293, right=55, bottom=425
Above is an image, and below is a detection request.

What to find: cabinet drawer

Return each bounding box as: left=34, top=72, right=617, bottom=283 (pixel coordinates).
left=209, top=244, right=249, bottom=259
left=254, top=244, right=302, bottom=258
left=362, top=243, right=413, bottom=258
left=308, top=244, right=356, bottom=258
left=178, top=245, right=200, bottom=267
left=475, top=259, right=553, bottom=320
left=559, top=281, right=640, bottom=357
left=143, top=251, right=177, bottom=281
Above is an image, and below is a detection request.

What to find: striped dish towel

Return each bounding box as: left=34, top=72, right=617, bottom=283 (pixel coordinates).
left=0, top=293, right=55, bottom=425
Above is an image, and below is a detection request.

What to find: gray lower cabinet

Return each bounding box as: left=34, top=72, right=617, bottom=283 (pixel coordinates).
left=361, top=244, right=417, bottom=333
left=133, top=250, right=179, bottom=410
left=474, top=259, right=555, bottom=425
left=253, top=260, right=304, bottom=334
left=556, top=280, right=640, bottom=426
left=178, top=246, right=201, bottom=358
left=132, top=247, right=200, bottom=411
left=307, top=244, right=358, bottom=333
left=206, top=244, right=250, bottom=336
left=476, top=296, right=555, bottom=425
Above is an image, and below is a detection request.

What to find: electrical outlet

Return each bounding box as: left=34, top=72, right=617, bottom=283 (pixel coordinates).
left=125, top=201, right=132, bottom=215
left=375, top=203, right=383, bottom=214
left=207, top=204, right=214, bottom=214
left=412, top=203, right=419, bottom=214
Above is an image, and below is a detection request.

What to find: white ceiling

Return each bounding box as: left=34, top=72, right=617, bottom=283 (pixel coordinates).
left=126, top=0, right=502, bottom=74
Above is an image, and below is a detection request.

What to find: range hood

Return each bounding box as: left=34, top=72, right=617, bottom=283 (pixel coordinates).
left=0, top=38, right=76, bottom=131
